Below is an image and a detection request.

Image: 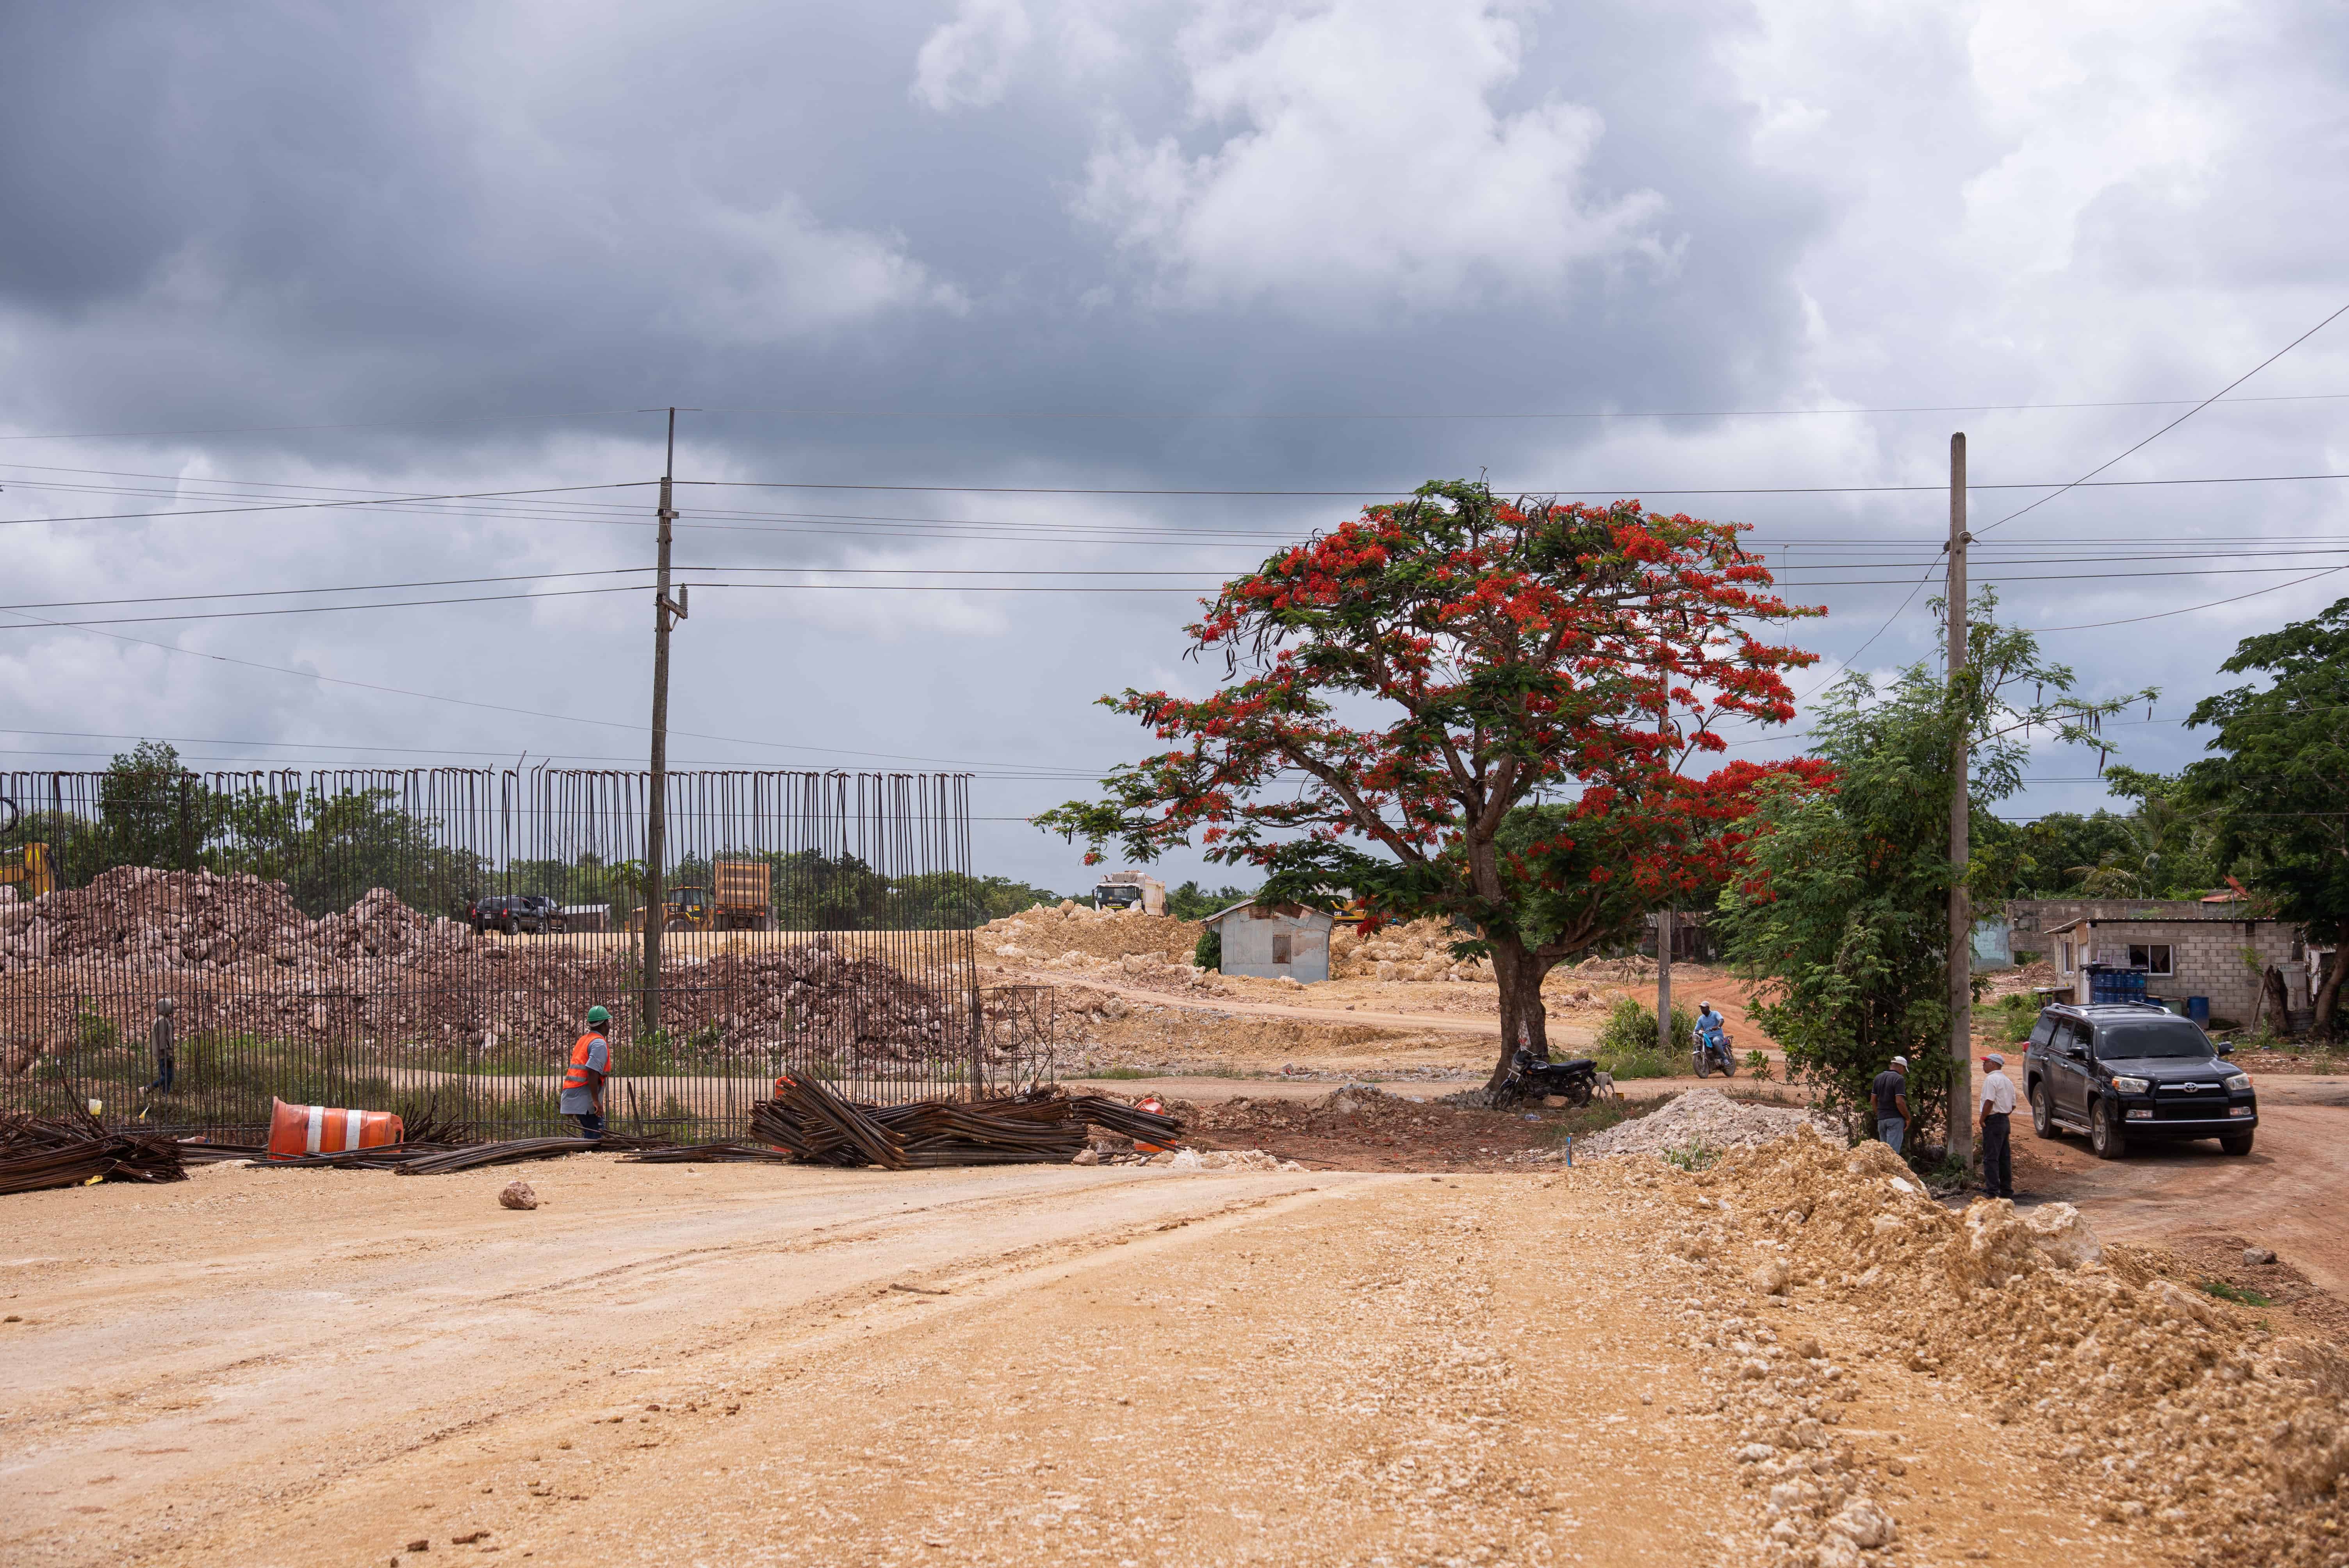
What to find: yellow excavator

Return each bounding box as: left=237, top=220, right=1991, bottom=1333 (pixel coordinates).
left=0, top=795, right=55, bottom=900
left=0, top=841, right=52, bottom=900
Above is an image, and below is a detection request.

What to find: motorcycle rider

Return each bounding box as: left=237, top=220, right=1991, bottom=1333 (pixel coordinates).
left=1693, top=1001, right=1732, bottom=1071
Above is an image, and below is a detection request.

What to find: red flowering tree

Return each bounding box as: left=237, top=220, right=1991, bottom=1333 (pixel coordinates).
left=1036, top=480, right=1827, bottom=1087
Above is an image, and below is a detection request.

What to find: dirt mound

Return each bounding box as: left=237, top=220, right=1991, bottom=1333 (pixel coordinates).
left=1568, top=1087, right=1835, bottom=1160
left=1638, top=1132, right=2349, bottom=1566
left=1330, top=918, right=1492, bottom=982
left=979, top=904, right=1201, bottom=969
left=0, top=867, right=472, bottom=973
left=0, top=868, right=967, bottom=1070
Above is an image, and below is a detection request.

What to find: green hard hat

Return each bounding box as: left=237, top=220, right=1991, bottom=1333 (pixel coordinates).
left=586, top=1004, right=611, bottom=1026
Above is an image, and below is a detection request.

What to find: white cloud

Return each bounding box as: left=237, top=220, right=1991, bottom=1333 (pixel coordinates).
left=1073, top=0, right=1673, bottom=313
left=665, top=196, right=967, bottom=344
left=913, top=0, right=1035, bottom=112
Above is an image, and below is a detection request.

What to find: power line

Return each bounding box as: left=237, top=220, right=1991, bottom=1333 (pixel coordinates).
left=2028, top=564, right=2349, bottom=633
left=1976, top=301, right=2349, bottom=538
left=685, top=471, right=2349, bottom=501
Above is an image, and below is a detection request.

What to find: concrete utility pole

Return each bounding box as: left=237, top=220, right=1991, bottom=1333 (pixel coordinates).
left=1656, top=663, right=1675, bottom=1060
left=641, top=408, right=687, bottom=1039
left=1946, top=432, right=1973, bottom=1165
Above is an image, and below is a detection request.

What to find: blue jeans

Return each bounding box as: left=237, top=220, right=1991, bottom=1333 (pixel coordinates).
left=570, top=1111, right=605, bottom=1142
left=1877, top=1116, right=1906, bottom=1153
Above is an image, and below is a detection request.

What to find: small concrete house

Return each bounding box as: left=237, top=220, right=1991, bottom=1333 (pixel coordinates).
left=1201, top=902, right=1335, bottom=983
left=2046, top=914, right=2309, bottom=1029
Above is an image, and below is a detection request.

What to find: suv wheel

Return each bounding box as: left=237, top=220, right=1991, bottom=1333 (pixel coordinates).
left=2220, top=1130, right=2255, bottom=1156
left=2089, top=1099, right=2128, bottom=1160
left=2030, top=1082, right=2057, bottom=1139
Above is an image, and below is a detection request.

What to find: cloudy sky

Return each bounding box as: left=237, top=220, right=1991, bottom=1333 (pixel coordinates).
left=2, top=0, right=2344, bottom=890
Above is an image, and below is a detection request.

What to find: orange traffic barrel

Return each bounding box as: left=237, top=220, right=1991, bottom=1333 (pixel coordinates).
left=266, top=1098, right=404, bottom=1159
left=1134, top=1094, right=1173, bottom=1155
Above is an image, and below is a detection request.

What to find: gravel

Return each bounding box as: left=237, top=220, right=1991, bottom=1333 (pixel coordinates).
left=1570, top=1087, right=1838, bottom=1160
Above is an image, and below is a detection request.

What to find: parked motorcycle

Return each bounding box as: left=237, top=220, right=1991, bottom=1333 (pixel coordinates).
left=1493, top=1048, right=1602, bottom=1108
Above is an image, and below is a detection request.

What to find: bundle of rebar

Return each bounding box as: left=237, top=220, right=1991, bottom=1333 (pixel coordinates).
left=747, top=1081, right=1180, bottom=1170
left=1066, top=1095, right=1183, bottom=1144
left=0, top=1111, right=187, bottom=1194
left=618, top=1140, right=797, bottom=1165
left=394, top=1131, right=666, bottom=1175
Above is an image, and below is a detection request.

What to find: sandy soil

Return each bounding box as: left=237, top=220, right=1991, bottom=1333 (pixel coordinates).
left=0, top=1154, right=2181, bottom=1568
left=2009, top=1073, right=2349, bottom=1298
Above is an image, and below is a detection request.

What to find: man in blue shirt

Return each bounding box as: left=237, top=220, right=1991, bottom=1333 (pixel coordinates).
left=1871, top=1056, right=1910, bottom=1153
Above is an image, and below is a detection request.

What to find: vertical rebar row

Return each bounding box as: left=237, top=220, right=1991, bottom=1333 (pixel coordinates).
left=0, top=766, right=990, bottom=1138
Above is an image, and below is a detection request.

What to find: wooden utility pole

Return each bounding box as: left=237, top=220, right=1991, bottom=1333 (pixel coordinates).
left=641, top=408, right=686, bottom=1038
left=1946, top=432, right=1973, bottom=1165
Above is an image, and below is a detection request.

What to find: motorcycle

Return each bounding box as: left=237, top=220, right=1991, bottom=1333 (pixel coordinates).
left=1692, top=1023, right=1737, bottom=1078
left=1492, top=1048, right=1602, bottom=1108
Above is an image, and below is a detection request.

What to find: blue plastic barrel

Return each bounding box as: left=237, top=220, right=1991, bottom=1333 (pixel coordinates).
left=2188, top=996, right=2210, bottom=1025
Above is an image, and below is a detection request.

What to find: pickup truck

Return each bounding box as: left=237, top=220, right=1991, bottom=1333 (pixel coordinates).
left=2024, top=1001, right=2256, bottom=1159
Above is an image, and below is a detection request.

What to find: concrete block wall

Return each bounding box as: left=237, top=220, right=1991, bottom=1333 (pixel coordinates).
left=2057, top=919, right=2299, bottom=1025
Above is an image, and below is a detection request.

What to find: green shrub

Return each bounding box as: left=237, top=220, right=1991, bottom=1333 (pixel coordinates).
left=1194, top=929, right=1221, bottom=971
left=2199, top=1278, right=2272, bottom=1307
left=1743, top=1049, right=1772, bottom=1080
left=1598, top=1048, right=1672, bottom=1080
left=1594, top=995, right=1694, bottom=1058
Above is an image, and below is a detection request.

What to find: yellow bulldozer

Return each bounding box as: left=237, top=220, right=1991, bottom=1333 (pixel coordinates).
left=626, top=859, right=774, bottom=934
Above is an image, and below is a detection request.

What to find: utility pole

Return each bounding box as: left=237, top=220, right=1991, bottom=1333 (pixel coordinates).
left=641, top=408, right=687, bottom=1039
left=1656, top=661, right=1675, bottom=1059
left=1946, top=432, right=1973, bottom=1166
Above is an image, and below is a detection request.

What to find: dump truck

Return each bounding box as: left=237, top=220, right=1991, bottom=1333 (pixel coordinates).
left=1092, top=870, right=1166, bottom=916
left=627, top=858, right=774, bottom=933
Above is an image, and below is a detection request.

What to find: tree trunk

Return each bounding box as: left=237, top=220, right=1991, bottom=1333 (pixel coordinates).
left=2315, top=948, right=2344, bottom=1037
left=1486, top=938, right=1552, bottom=1090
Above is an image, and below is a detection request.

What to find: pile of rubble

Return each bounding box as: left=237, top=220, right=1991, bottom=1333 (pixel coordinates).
left=1330, top=918, right=1493, bottom=983
left=0, top=866, right=473, bottom=974
left=1595, top=1130, right=2349, bottom=1566
left=1561, top=1088, right=1836, bottom=1161
left=980, top=903, right=1200, bottom=970
left=0, top=870, right=970, bottom=1071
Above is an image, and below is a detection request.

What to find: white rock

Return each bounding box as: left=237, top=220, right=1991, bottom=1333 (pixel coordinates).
left=2022, top=1202, right=2104, bottom=1270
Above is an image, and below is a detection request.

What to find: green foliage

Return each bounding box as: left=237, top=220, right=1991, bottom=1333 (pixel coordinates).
left=77, top=1009, right=120, bottom=1052
left=1088, top=1066, right=1156, bottom=1080
left=2184, top=595, right=2349, bottom=1032
left=1600, top=1048, right=1673, bottom=1081
left=2199, top=1279, right=2273, bottom=1308
left=1036, top=478, right=1821, bottom=1085
left=1661, top=1137, right=1722, bottom=1171
left=1717, top=591, right=2150, bottom=1142
left=1594, top=994, right=1694, bottom=1059
left=1986, top=992, right=2040, bottom=1043
left=1194, top=928, right=1222, bottom=971
left=1743, top=1049, right=1772, bottom=1080
left=1166, top=880, right=1255, bottom=921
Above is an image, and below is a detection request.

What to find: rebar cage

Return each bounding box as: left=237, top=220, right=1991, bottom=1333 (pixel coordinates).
left=0, top=768, right=1050, bottom=1141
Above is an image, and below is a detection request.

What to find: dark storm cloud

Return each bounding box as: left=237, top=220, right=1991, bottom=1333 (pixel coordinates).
left=1, top=0, right=2344, bottom=884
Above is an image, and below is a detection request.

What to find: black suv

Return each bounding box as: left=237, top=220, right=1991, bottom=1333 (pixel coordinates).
left=2024, top=1001, right=2257, bottom=1160
left=468, top=894, right=562, bottom=935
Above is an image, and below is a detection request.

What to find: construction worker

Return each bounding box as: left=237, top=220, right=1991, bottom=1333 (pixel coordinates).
left=142, top=997, right=176, bottom=1097
left=562, top=1004, right=613, bottom=1142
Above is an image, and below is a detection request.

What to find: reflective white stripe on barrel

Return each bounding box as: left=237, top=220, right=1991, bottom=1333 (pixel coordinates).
left=305, top=1104, right=325, bottom=1155
left=342, top=1109, right=364, bottom=1151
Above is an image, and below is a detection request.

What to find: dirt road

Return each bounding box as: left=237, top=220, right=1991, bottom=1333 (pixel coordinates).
left=1, top=1152, right=2186, bottom=1568
left=2014, top=1073, right=2349, bottom=1295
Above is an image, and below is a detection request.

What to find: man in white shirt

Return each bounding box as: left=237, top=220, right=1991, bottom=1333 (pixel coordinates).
left=1979, top=1051, right=2018, bottom=1200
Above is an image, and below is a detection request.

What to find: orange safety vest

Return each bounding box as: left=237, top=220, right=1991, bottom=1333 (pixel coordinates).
left=564, top=1031, right=609, bottom=1095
